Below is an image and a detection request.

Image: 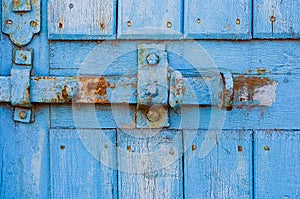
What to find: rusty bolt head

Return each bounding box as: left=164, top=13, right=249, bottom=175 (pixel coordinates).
left=270, top=16, right=276, bottom=22
left=197, top=18, right=201, bottom=24
left=147, top=109, right=160, bottom=122
left=146, top=53, right=159, bottom=65
left=6, top=20, right=13, bottom=25
left=19, top=111, right=27, bottom=120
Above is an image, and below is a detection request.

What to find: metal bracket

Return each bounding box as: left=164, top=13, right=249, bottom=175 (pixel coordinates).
left=2, top=0, right=41, bottom=46
left=11, top=49, right=34, bottom=123
left=137, top=44, right=169, bottom=128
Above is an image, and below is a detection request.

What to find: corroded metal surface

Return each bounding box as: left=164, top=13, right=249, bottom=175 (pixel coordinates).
left=2, top=0, right=41, bottom=46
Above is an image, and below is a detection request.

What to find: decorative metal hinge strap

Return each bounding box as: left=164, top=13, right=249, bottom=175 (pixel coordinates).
left=2, top=0, right=41, bottom=46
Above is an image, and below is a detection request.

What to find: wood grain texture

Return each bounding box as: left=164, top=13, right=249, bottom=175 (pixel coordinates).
left=49, top=40, right=300, bottom=76
left=185, top=0, right=252, bottom=39
left=50, top=129, right=117, bottom=199
left=254, top=130, right=300, bottom=198
left=254, top=0, right=300, bottom=38
left=0, top=104, right=50, bottom=198
left=184, top=130, right=253, bottom=198
left=118, top=0, right=183, bottom=39
left=48, top=0, right=116, bottom=40
left=117, top=129, right=183, bottom=199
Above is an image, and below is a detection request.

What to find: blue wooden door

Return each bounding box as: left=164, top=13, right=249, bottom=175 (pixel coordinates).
left=0, top=0, right=299, bottom=198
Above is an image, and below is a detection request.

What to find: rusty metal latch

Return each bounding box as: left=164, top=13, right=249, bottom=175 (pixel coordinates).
left=136, top=43, right=234, bottom=128
left=136, top=44, right=169, bottom=128
left=2, top=0, right=41, bottom=46
left=136, top=44, right=186, bottom=128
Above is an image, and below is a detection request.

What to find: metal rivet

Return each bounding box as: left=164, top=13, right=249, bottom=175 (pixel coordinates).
left=30, top=21, right=37, bottom=27
left=19, top=111, right=27, bottom=119
left=238, top=145, right=243, bottom=152
left=146, top=53, right=159, bottom=65
left=264, top=146, right=270, bottom=151
left=69, top=3, right=74, bottom=9
left=127, top=21, right=132, bottom=27
left=236, top=18, right=241, bottom=25
left=6, top=20, right=13, bottom=25
left=167, top=21, right=172, bottom=28
left=100, top=23, right=105, bottom=30
left=270, top=16, right=276, bottom=22
left=197, top=18, right=201, bottom=24
left=169, top=149, right=175, bottom=155
left=192, top=144, right=197, bottom=152
left=147, top=109, right=160, bottom=122
left=20, top=54, right=27, bottom=62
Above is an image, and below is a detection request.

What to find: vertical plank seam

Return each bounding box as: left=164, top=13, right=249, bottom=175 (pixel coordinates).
left=115, top=0, right=119, bottom=37
left=251, top=130, right=255, bottom=199
left=115, top=128, right=119, bottom=199
left=181, top=130, right=185, bottom=199
left=251, top=0, right=254, bottom=39
left=181, top=0, right=184, bottom=36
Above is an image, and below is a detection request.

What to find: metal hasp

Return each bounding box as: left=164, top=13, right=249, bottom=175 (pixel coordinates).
left=137, top=44, right=170, bottom=128
left=2, top=0, right=41, bottom=46
left=11, top=49, right=34, bottom=123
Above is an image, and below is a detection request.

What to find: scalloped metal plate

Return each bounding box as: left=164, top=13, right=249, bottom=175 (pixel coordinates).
left=2, top=0, right=40, bottom=47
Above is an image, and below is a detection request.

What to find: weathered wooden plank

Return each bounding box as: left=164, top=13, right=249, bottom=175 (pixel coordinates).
left=118, top=0, right=183, bottom=39
left=49, top=41, right=300, bottom=76
left=0, top=104, right=50, bottom=198
left=254, top=130, right=300, bottom=198
left=48, top=0, right=116, bottom=40
left=184, top=0, right=251, bottom=39
left=50, top=129, right=117, bottom=199
left=184, top=130, right=253, bottom=199
left=51, top=104, right=136, bottom=129
left=117, top=129, right=183, bottom=199
left=254, top=0, right=300, bottom=38
left=0, top=77, right=10, bottom=102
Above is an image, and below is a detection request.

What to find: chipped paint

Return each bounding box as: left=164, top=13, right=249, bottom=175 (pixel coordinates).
left=234, top=76, right=278, bottom=107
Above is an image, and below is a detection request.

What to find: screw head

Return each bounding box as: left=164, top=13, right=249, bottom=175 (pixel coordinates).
left=19, top=111, right=27, bottom=119
left=167, top=21, right=172, bottom=28
left=146, top=53, right=159, bottom=65
left=197, top=18, right=201, bottom=24
left=147, top=109, right=160, bottom=122
left=270, top=16, right=276, bottom=22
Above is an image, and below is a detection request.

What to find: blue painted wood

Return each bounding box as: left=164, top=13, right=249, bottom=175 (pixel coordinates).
left=184, top=130, right=253, bottom=198
left=254, top=130, right=300, bottom=198
left=48, top=0, right=116, bottom=40
left=49, top=40, right=300, bottom=76
left=254, top=0, right=300, bottom=38
left=184, top=0, right=252, bottom=39
left=117, top=129, right=183, bottom=198
left=50, top=129, right=117, bottom=198
left=0, top=104, right=50, bottom=198
left=118, top=0, right=183, bottom=39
